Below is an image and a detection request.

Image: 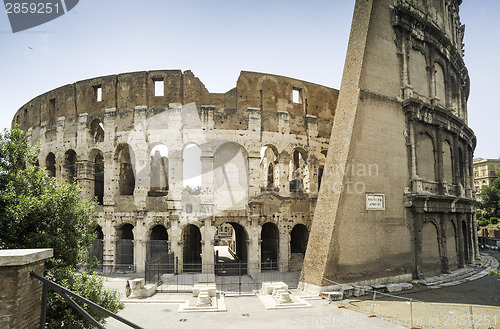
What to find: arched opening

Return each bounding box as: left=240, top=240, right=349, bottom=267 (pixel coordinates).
left=149, top=145, right=169, bottom=196
left=146, top=225, right=172, bottom=277
left=443, top=140, right=453, bottom=184
left=182, top=224, right=202, bottom=272
left=116, top=224, right=134, bottom=272
left=260, top=145, right=279, bottom=192
left=63, top=150, right=77, bottom=184
left=290, top=224, right=309, bottom=271
left=116, top=144, right=135, bottom=195
left=214, top=142, right=248, bottom=210
left=214, top=222, right=248, bottom=275
left=89, top=119, right=105, bottom=143
left=290, top=148, right=308, bottom=193
left=94, top=152, right=104, bottom=205
left=434, top=62, right=446, bottom=106
left=267, top=163, right=274, bottom=188
left=409, top=48, right=428, bottom=99
left=422, top=221, right=440, bottom=276
left=445, top=221, right=458, bottom=270
left=88, top=226, right=104, bottom=271
left=416, top=133, right=436, bottom=182
left=261, top=222, right=279, bottom=271
left=46, top=152, right=56, bottom=178
left=183, top=144, right=201, bottom=191
left=461, top=220, right=469, bottom=264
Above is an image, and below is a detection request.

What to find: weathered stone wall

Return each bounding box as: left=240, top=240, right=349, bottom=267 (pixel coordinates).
left=0, top=249, right=53, bottom=329
left=300, top=0, right=477, bottom=290
left=13, top=71, right=337, bottom=275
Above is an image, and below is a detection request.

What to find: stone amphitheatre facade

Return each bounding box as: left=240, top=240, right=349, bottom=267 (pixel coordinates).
left=13, top=0, right=478, bottom=289
left=12, top=69, right=337, bottom=276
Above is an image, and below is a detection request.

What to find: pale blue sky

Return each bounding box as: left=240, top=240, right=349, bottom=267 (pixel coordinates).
left=0, top=0, right=498, bottom=158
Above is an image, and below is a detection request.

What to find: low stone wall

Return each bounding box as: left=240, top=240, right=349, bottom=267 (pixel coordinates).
left=0, top=249, right=53, bottom=329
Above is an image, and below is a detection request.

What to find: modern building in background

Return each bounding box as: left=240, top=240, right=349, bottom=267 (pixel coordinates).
left=473, top=158, right=500, bottom=194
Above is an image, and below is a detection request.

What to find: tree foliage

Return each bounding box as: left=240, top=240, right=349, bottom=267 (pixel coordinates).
left=0, top=129, right=123, bottom=328
left=478, top=170, right=500, bottom=225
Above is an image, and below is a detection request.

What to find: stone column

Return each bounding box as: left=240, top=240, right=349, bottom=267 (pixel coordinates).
left=132, top=107, right=148, bottom=209
left=247, top=152, right=261, bottom=200
left=278, top=153, right=290, bottom=198
left=457, top=214, right=466, bottom=268
left=247, top=107, right=261, bottom=134
left=0, top=249, right=53, bottom=329
left=246, top=216, right=261, bottom=276
left=467, top=215, right=475, bottom=265
left=472, top=212, right=480, bottom=262
left=134, top=212, right=147, bottom=273
left=103, top=218, right=115, bottom=273
left=201, top=221, right=216, bottom=274
left=439, top=214, right=450, bottom=274
left=413, top=212, right=424, bottom=279
left=169, top=218, right=182, bottom=274
left=103, top=108, right=116, bottom=205
left=278, top=224, right=290, bottom=272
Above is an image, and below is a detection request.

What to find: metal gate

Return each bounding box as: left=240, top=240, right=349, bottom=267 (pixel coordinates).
left=145, top=240, right=174, bottom=283
left=88, top=239, right=103, bottom=271
left=115, top=239, right=134, bottom=272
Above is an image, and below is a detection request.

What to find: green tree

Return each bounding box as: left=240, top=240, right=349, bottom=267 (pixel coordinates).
left=478, top=170, right=500, bottom=219
left=0, top=129, right=123, bottom=328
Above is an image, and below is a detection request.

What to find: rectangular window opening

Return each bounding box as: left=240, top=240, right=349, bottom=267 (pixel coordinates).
left=154, top=79, right=164, bottom=97
left=94, top=85, right=102, bottom=102
left=292, top=88, right=301, bottom=104
left=49, top=98, right=56, bottom=112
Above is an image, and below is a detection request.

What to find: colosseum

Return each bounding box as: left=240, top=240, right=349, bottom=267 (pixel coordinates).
left=13, top=0, right=478, bottom=290
left=12, top=69, right=337, bottom=278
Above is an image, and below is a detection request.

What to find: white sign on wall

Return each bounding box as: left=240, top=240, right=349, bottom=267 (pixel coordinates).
left=366, top=193, right=385, bottom=210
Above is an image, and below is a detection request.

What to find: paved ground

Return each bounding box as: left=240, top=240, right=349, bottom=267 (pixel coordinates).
left=100, top=252, right=500, bottom=329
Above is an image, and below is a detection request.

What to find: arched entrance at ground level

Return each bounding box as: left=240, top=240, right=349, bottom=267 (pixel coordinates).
left=88, top=226, right=104, bottom=271
left=116, top=224, right=134, bottom=272
left=182, top=224, right=202, bottom=272
left=290, top=224, right=309, bottom=271
left=445, top=221, right=458, bottom=270
left=462, top=221, right=469, bottom=264
left=261, top=222, right=279, bottom=271
left=421, top=222, right=440, bottom=276
left=214, top=222, right=248, bottom=275
left=147, top=225, right=171, bottom=263
left=146, top=225, right=173, bottom=281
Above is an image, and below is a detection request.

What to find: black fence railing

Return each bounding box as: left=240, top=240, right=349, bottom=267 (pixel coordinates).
left=153, top=261, right=303, bottom=295
left=29, top=271, right=143, bottom=329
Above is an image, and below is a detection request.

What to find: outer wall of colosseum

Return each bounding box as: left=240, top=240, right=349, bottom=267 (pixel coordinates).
left=13, top=70, right=338, bottom=276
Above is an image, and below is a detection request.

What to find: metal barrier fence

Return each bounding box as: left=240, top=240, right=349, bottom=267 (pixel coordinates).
left=153, top=261, right=303, bottom=295
left=334, top=289, right=500, bottom=329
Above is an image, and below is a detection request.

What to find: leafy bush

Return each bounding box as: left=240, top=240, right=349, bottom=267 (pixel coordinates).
left=477, top=220, right=489, bottom=227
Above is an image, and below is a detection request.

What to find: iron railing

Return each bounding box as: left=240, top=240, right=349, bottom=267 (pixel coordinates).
left=30, top=271, right=143, bottom=329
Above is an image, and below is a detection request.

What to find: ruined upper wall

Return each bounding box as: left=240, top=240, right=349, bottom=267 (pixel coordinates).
left=393, top=0, right=464, bottom=55
left=13, top=70, right=338, bottom=138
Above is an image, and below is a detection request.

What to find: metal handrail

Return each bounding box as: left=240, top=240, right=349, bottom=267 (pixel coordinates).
left=30, top=271, right=143, bottom=329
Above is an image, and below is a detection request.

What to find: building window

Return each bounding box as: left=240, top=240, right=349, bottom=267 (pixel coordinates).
left=94, top=85, right=102, bottom=102
left=154, top=79, right=164, bottom=97
left=292, top=88, right=302, bottom=104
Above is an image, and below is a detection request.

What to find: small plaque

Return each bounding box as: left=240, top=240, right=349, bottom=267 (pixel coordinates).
left=366, top=193, right=385, bottom=210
